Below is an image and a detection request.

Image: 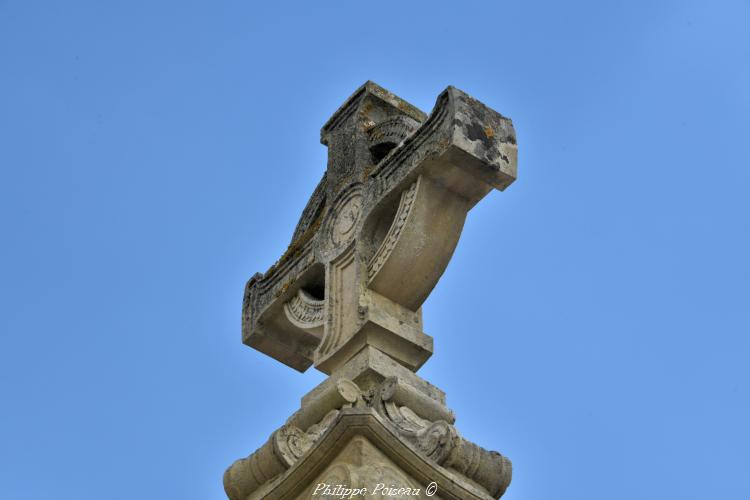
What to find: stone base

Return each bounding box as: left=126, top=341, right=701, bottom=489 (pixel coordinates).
left=225, top=370, right=511, bottom=499
left=255, top=410, right=477, bottom=499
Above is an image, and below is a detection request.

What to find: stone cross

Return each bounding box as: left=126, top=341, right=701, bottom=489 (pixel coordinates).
left=242, top=81, right=517, bottom=376
left=227, top=82, right=519, bottom=500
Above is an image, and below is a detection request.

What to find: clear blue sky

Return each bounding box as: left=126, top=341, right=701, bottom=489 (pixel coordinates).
left=1, top=1, right=748, bottom=499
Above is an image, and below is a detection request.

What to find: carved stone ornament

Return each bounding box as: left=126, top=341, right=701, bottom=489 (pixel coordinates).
left=224, top=377, right=511, bottom=499
left=228, top=82, right=518, bottom=499
left=241, top=81, right=516, bottom=375
left=328, top=189, right=363, bottom=249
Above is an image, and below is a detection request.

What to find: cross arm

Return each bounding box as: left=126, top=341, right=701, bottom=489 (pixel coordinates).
left=356, top=86, right=517, bottom=313
left=242, top=242, right=324, bottom=372
left=368, top=86, right=517, bottom=208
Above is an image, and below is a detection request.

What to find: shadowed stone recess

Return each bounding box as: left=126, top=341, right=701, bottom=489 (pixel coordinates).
left=227, top=81, right=518, bottom=499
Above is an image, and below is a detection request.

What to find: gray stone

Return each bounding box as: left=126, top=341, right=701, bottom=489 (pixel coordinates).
left=226, top=82, right=518, bottom=499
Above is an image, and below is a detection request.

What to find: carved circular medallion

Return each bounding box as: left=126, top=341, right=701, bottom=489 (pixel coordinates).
left=330, top=192, right=362, bottom=247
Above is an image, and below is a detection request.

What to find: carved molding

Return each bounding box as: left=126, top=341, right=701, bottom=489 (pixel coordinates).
left=368, top=180, right=418, bottom=281
left=243, top=241, right=315, bottom=329
left=369, top=90, right=451, bottom=196
left=283, top=289, right=325, bottom=330
left=316, top=243, right=356, bottom=360
left=367, top=115, right=421, bottom=162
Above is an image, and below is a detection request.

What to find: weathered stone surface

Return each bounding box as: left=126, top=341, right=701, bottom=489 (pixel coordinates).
left=242, top=81, right=517, bottom=375
left=227, top=82, right=518, bottom=499
left=225, top=377, right=512, bottom=500
left=300, top=436, right=433, bottom=500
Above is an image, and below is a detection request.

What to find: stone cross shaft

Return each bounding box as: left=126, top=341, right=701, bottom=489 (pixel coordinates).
left=243, top=81, right=517, bottom=375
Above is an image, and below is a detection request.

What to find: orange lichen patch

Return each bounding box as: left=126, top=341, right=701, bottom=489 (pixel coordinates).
left=275, top=280, right=291, bottom=298
left=397, top=99, right=426, bottom=121
left=484, top=126, right=495, bottom=138
left=361, top=164, right=373, bottom=180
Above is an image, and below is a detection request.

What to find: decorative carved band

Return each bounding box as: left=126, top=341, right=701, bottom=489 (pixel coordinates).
left=367, top=116, right=420, bottom=151
left=316, top=243, right=356, bottom=359
left=369, top=90, right=451, bottom=193
left=283, top=289, right=325, bottom=330
left=367, top=180, right=418, bottom=281
left=243, top=241, right=315, bottom=330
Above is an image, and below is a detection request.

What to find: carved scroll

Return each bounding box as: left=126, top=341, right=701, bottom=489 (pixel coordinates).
left=376, top=377, right=512, bottom=499
left=224, top=379, right=363, bottom=500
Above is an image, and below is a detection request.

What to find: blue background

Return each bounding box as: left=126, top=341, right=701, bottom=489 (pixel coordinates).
left=1, top=1, right=748, bottom=498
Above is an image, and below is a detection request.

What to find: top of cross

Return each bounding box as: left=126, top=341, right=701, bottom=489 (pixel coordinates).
left=242, top=81, right=517, bottom=376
